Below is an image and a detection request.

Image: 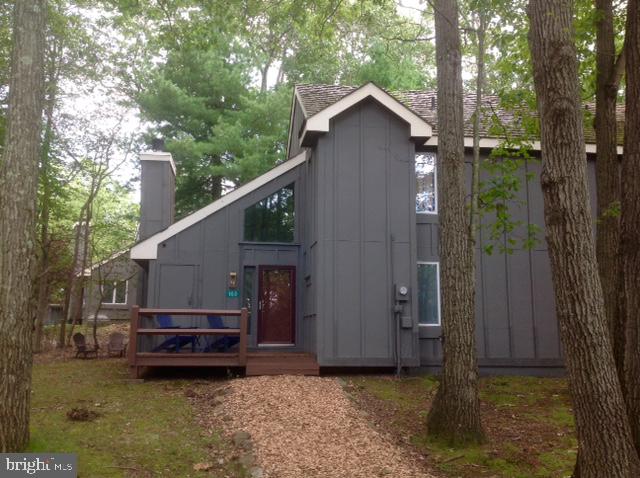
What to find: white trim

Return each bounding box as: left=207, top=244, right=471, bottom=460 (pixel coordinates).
left=417, top=261, right=441, bottom=327
left=101, top=279, right=128, bottom=305
left=423, top=136, right=623, bottom=155
left=131, top=150, right=310, bottom=260
left=140, top=151, right=177, bottom=176
left=81, top=249, right=129, bottom=277
left=299, top=83, right=433, bottom=146
left=415, top=152, right=438, bottom=215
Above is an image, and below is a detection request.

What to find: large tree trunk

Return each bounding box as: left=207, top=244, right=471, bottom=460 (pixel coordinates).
left=594, top=0, right=624, bottom=381
left=426, top=0, right=484, bottom=445
left=527, top=1, right=640, bottom=476
left=621, top=0, right=640, bottom=454
left=0, top=0, right=47, bottom=452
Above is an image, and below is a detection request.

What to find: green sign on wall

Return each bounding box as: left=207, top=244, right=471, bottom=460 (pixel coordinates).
left=226, top=289, right=240, bottom=298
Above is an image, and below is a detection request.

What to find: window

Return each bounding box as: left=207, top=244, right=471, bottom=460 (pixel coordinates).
left=102, top=281, right=128, bottom=305
left=417, top=262, right=440, bottom=326
left=416, top=153, right=437, bottom=214
left=244, top=184, right=295, bottom=242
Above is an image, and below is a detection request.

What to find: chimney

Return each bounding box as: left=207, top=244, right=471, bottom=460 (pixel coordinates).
left=139, top=152, right=176, bottom=240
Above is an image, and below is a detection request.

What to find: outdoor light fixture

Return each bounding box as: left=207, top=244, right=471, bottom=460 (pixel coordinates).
left=229, top=271, right=238, bottom=289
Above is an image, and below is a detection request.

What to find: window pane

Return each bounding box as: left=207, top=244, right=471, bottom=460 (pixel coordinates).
left=416, top=153, right=436, bottom=213
left=115, top=281, right=127, bottom=304
left=102, top=282, right=115, bottom=304
left=418, top=263, right=440, bottom=325
left=244, top=184, right=295, bottom=242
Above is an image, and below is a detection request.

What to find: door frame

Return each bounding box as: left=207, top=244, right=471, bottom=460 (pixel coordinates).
left=257, top=265, right=296, bottom=346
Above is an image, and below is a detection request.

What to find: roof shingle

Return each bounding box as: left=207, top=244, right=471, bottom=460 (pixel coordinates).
left=294, top=83, right=625, bottom=145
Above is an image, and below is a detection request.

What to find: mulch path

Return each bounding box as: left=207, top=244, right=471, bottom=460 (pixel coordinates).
left=194, top=375, right=435, bottom=478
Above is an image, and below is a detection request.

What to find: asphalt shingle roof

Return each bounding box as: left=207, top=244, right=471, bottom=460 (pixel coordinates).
left=295, top=83, right=625, bottom=145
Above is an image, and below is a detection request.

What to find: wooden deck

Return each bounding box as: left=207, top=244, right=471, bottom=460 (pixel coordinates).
left=128, top=307, right=319, bottom=377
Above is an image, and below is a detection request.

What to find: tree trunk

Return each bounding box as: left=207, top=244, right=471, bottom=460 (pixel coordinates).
left=426, top=0, right=484, bottom=446
left=594, top=0, right=624, bottom=382
left=527, top=1, right=640, bottom=476
left=621, top=0, right=640, bottom=455
left=0, top=0, right=47, bottom=452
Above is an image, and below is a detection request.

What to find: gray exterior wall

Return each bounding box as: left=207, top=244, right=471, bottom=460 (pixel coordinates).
left=417, top=154, right=597, bottom=372
left=140, top=160, right=175, bottom=240
left=142, top=165, right=309, bottom=351
left=83, top=253, right=140, bottom=322
left=310, top=99, right=420, bottom=367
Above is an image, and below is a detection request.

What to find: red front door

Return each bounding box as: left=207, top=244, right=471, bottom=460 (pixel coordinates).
left=258, top=266, right=295, bottom=345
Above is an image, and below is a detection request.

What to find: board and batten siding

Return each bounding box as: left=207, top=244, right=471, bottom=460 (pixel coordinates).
left=312, top=99, right=420, bottom=367
left=418, top=154, right=598, bottom=372
left=143, top=165, right=309, bottom=351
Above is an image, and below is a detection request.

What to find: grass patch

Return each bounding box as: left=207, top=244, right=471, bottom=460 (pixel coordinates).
left=30, top=360, right=244, bottom=477
left=350, top=374, right=575, bottom=478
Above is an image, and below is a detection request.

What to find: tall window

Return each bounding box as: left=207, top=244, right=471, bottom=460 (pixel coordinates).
left=102, top=280, right=127, bottom=305
left=416, top=153, right=437, bottom=214
left=244, top=184, right=295, bottom=242
left=417, top=262, right=440, bottom=326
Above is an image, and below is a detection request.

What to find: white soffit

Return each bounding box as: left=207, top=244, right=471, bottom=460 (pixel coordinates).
left=300, top=83, right=433, bottom=145
left=130, top=150, right=309, bottom=260
left=423, top=136, right=623, bottom=155
left=140, top=151, right=177, bottom=176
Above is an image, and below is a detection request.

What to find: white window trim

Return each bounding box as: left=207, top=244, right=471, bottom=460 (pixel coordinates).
left=417, top=261, right=441, bottom=327
left=415, top=153, right=438, bottom=215
left=102, top=280, right=128, bottom=305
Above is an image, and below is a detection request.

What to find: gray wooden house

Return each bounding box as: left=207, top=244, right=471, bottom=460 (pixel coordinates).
left=130, top=83, right=617, bottom=376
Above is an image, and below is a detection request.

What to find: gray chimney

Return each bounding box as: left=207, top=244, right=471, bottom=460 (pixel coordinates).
left=139, top=152, right=176, bottom=240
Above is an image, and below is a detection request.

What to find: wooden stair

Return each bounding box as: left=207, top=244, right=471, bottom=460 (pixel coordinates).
left=245, top=352, right=320, bottom=376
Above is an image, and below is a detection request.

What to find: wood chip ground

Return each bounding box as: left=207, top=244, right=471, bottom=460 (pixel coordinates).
left=212, top=375, right=435, bottom=478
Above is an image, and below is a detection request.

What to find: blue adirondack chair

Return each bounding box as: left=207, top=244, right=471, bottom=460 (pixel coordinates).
left=152, top=314, right=198, bottom=353
left=202, top=315, right=240, bottom=352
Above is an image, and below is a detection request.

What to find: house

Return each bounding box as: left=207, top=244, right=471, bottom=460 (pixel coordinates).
left=81, top=250, right=139, bottom=322
left=130, top=82, right=619, bottom=376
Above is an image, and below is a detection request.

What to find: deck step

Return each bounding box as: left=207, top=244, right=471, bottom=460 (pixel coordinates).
left=245, top=353, right=319, bottom=376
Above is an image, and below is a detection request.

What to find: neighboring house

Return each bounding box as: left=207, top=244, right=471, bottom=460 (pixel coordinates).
left=130, top=82, right=622, bottom=375
left=82, top=250, right=139, bottom=322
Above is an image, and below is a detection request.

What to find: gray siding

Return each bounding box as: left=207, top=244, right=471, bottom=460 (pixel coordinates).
left=418, top=156, right=598, bottom=370
left=313, top=99, right=420, bottom=367
left=140, top=160, right=175, bottom=240
left=83, top=253, right=140, bottom=322
left=144, top=165, right=308, bottom=351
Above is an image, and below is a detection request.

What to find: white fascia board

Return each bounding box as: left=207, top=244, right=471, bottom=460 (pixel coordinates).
left=140, top=152, right=177, bottom=176
left=301, top=83, right=432, bottom=145
left=80, top=249, right=130, bottom=277
left=130, top=150, right=309, bottom=260
left=424, top=136, right=623, bottom=155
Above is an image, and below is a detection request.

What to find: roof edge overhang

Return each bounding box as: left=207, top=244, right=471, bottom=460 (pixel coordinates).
left=423, top=136, right=623, bottom=155
left=298, top=82, right=433, bottom=147
left=130, top=150, right=310, bottom=261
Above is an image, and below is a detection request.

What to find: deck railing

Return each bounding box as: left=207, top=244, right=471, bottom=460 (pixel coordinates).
left=128, top=306, right=249, bottom=377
